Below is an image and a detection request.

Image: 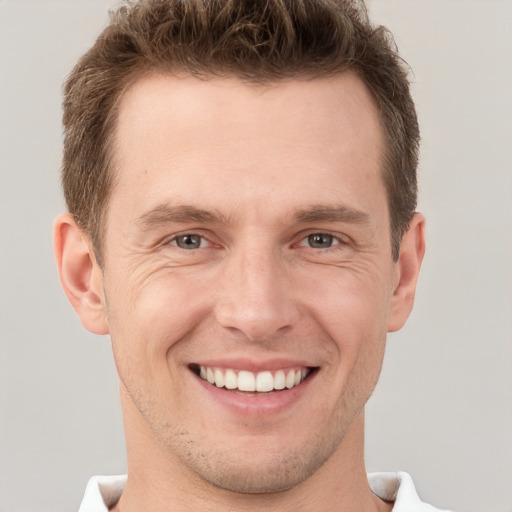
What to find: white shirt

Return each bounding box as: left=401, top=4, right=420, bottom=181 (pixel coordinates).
left=78, top=472, right=452, bottom=511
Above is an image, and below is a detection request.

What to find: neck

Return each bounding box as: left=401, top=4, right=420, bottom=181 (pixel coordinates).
left=113, top=392, right=391, bottom=512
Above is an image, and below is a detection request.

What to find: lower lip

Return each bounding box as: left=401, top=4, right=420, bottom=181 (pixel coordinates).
left=192, top=370, right=316, bottom=416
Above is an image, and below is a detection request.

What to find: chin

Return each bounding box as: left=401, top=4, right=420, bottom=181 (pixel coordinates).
left=167, top=427, right=345, bottom=495
left=191, top=453, right=322, bottom=494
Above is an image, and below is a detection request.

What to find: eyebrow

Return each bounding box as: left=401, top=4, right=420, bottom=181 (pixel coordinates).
left=136, top=203, right=370, bottom=230
left=136, top=204, right=228, bottom=229
left=293, top=204, right=370, bottom=225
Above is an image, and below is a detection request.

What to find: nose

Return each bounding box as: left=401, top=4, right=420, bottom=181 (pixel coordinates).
left=214, top=244, right=299, bottom=342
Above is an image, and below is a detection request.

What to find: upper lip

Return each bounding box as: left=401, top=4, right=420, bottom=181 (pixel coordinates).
left=189, top=357, right=316, bottom=372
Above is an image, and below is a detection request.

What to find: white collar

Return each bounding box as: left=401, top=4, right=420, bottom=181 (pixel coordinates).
left=78, top=472, right=450, bottom=511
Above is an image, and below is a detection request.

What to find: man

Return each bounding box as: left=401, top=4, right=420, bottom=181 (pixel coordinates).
left=53, top=0, right=446, bottom=510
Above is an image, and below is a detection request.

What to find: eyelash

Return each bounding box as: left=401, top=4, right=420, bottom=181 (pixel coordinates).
left=166, top=231, right=346, bottom=251
left=297, top=233, right=342, bottom=250
left=169, top=233, right=209, bottom=250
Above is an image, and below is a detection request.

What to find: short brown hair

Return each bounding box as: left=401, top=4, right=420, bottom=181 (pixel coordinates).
left=62, top=0, right=419, bottom=263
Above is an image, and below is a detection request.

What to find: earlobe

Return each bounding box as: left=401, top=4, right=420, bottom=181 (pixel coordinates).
left=54, top=213, right=109, bottom=335
left=387, top=213, right=426, bottom=333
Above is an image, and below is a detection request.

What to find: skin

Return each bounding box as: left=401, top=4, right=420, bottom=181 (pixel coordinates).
left=55, top=72, right=425, bottom=511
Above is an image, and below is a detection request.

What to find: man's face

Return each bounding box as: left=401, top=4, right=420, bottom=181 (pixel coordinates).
left=95, top=73, right=408, bottom=492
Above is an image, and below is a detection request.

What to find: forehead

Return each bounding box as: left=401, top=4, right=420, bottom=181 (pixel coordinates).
left=115, top=71, right=383, bottom=154
left=108, top=72, right=386, bottom=227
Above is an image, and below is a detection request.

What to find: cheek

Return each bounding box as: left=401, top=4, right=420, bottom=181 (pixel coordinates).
left=300, top=265, right=392, bottom=343
left=107, top=263, right=212, bottom=327
left=297, top=265, right=392, bottom=400
left=104, top=267, right=216, bottom=379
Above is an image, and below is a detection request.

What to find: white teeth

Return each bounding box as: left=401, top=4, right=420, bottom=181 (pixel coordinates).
left=256, top=371, right=273, bottom=392
left=214, top=369, right=224, bottom=388
left=238, top=371, right=256, bottom=391
left=274, top=370, right=286, bottom=390
left=225, top=369, right=237, bottom=390
left=285, top=370, right=295, bottom=389
left=197, top=366, right=310, bottom=393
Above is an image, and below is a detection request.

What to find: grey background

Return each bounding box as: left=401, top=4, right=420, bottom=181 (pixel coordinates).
left=0, top=1, right=510, bottom=511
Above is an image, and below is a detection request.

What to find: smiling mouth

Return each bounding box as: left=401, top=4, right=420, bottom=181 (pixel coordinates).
left=189, top=364, right=317, bottom=393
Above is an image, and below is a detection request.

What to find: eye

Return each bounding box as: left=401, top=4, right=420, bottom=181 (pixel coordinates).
left=171, top=234, right=206, bottom=250
left=300, top=233, right=340, bottom=249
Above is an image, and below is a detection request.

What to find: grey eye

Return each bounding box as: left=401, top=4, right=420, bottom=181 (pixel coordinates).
left=174, top=234, right=203, bottom=249
left=307, top=233, right=335, bottom=248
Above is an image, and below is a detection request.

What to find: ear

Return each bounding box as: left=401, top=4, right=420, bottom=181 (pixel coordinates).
left=387, top=213, right=426, bottom=333
left=54, top=213, right=109, bottom=335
